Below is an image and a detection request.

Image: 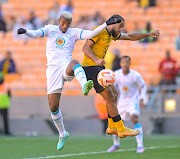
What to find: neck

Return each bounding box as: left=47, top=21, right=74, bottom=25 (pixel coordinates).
left=123, top=69, right=129, bottom=75
left=106, top=26, right=112, bottom=35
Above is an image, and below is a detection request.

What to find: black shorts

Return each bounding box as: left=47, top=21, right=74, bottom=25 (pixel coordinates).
left=83, top=66, right=105, bottom=93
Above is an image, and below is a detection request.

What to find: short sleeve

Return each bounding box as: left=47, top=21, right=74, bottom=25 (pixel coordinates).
left=90, top=26, right=100, bottom=43
left=114, top=70, right=119, bottom=85
left=112, top=33, right=121, bottom=41
left=38, top=25, right=51, bottom=37
left=74, top=28, right=84, bottom=41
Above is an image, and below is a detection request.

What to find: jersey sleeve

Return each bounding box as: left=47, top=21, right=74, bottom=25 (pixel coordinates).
left=114, top=70, right=120, bottom=87
left=136, top=73, right=147, bottom=100
left=111, top=33, right=121, bottom=41
left=38, top=25, right=51, bottom=37
left=74, top=28, right=84, bottom=41
left=90, top=26, right=100, bottom=43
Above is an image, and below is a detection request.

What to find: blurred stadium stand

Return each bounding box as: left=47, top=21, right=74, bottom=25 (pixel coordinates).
left=0, top=0, right=180, bottom=135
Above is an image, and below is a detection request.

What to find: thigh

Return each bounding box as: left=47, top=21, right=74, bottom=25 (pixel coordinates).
left=117, top=104, right=130, bottom=121
left=120, top=111, right=130, bottom=121
left=83, top=66, right=105, bottom=93
left=63, top=62, right=75, bottom=82
left=46, top=66, right=64, bottom=94
left=129, top=101, right=140, bottom=117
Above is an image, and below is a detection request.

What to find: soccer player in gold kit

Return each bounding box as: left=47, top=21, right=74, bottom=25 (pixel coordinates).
left=82, top=15, right=160, bottom=138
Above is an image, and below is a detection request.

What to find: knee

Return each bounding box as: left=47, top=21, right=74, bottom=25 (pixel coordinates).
left=131, top=116, right=138, bottom=125
left=71, top=60, right=79, bottom=66
left=49, top=102, right=59, bottom=112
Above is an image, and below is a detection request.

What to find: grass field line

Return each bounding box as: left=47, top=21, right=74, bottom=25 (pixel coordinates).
left=24, top=145, right=179, bottom=159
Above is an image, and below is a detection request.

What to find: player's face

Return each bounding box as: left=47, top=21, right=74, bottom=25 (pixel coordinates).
left=58, top=17, right=72, bottom=33
left=112, top=21, right=125, bottom=38
left=120, top=58, right=130, bottom=71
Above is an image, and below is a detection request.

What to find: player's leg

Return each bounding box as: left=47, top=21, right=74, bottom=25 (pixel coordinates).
left=65, top=60, right=93, bottom=95
left=131, top=114, right=144, bottom=153
left=100, top=86, right=125, bottom=136
left=100, top=85, right=140, bottom=138
left=48, top=93, right=69, bottom=150
left=1, top=108, right=10, bottom=135
left=107, top=134, right=120, bottom=152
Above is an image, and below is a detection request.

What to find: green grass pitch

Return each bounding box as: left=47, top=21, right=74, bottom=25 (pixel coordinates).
left=0, top=135, right=180, bottom=159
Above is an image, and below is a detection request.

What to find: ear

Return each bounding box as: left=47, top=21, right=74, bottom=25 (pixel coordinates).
left=58, top=18, right=60, bottom=24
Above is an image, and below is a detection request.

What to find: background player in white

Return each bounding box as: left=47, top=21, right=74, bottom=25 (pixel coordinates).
left=17, top=11, right=121, bottom=150
left=107, top=56, right=147, bottom=153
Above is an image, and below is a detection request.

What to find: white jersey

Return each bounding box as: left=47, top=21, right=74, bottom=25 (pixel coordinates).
left=114, top=69, right=146, bottom=106
left=39, top=25, right=83, bottom=66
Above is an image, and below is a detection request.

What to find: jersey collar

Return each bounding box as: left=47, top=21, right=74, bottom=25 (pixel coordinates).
left=106, top=28, right=111, bottom=36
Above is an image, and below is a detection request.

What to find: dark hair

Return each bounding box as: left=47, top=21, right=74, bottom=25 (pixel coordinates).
left=120, top=56, right=131, bottom=62
left=112, top=14, right=125, bottom=23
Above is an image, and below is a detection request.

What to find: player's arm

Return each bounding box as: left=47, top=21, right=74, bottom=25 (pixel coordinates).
left=118, top=30, right=160, bottom=41
left=80, top=16, right=122, bottom=40
left=136, top=75, right=147, bottom=110
left=17, top=28, right=43, bottom=38
left=83, top=40, right=106, bottom=66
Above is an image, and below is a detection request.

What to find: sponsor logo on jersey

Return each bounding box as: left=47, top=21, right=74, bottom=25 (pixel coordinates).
left=66, top=33, right=71, bottom=38
left=56, top=37, right=65, bottom=48
left=123, top=86, right=128, bottom=92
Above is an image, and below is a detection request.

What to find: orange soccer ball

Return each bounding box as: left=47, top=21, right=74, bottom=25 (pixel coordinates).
left=97, top=69, right=116, bottom=87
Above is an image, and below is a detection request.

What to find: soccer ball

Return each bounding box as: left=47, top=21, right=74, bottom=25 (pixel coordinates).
left=97, top=69, right=116, bottom=87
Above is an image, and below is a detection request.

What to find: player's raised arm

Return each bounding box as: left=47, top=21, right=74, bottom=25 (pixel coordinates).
left=17, top=28, right=43, bottom=38
left=118, top=30, right=160, bottom=41
left=80, top=15, right=123, bottom=40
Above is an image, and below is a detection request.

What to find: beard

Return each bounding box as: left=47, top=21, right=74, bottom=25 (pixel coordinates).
left=111, top=28, right=118, bottom=38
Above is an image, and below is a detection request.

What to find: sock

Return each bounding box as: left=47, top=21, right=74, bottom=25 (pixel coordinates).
left=134, top=123, right=143, bottom=148
left=112, top=115, right=125, bottom=132
left=113, top=134, right=120, bottom=146
left=51, top=109, right=66, bottom=137
left=108, top=114, right=116, bottom=130
left=73, top=64, right=87, bottom=88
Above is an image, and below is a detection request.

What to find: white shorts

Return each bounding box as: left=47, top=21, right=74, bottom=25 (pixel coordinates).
left=46, top=62, right=74, bottom=94
left=117, top=101, right=140, bottom=121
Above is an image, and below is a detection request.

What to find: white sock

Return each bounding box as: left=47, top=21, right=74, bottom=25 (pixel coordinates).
left=73, top=64, right=87, bottom=88
left=113, top=134, right=120, bottom=146
left=134, top=123, right=143, bottom=148
left=51, top=109, right=66, bottom=137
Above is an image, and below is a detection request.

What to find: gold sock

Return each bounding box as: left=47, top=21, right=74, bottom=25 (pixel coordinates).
left=108, top=117, right=116, bottom=130
left=114, top=120, right=125, bottom=132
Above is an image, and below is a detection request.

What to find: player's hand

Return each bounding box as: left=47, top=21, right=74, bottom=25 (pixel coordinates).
left=17, top=28, right=26, bottom=34
left=149, top=30, right=160, bottom=38
left=106, top=16, right=121, bottom=26
left=139, top=99, right=145, bottom=110
left=95, top=59, right=106, bottom=66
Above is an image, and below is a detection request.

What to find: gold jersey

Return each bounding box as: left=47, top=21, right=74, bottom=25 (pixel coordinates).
left=82, top=26, right=120, bottom=67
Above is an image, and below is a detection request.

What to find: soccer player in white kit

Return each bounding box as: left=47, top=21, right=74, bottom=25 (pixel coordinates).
left=107, top=56, right=147, bottom=153
left=17, top=11, right=122, bottom=150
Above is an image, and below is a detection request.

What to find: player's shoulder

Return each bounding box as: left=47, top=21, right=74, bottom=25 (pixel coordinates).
left=41, top=24, right=58, bottom=30
left=68, top=28, right=83, bottom=35
left=130, top=69, right=142, bottom=77
left=114, top=68, right=122, bottom=75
